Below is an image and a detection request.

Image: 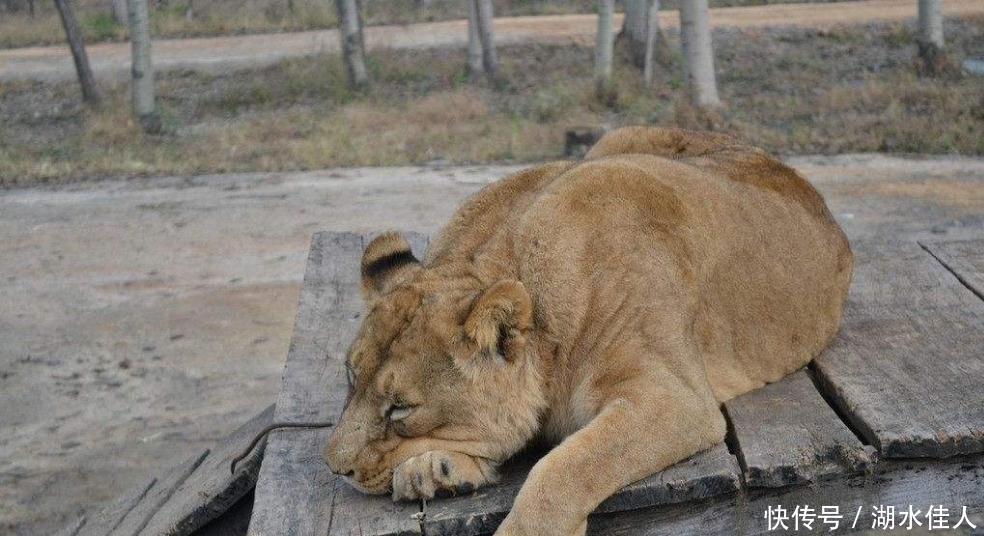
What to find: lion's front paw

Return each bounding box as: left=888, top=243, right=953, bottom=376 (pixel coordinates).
left=391, top=450, right=494, bottom=501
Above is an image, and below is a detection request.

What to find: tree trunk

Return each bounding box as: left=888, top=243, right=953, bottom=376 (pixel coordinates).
left=127, top=0, right=160, bottom=131
left=594, top=0, right=615, bottom=98
left=28, top=0, right=35, bottom=17
left=53, top=0, right=101, bottom=105
left=108, top=0, right=126, bottom=24
left=335, top=0, right=368, bottom=88
left=679, top=0, right=720, bottom=108
left=917, top=0, right=947, bottom=75
left=465, top=0, right=483, bottom=81
left=642, top=0, right=659, bottom=87
left=622, top=0, right=648, bottom=68
left=474, top=0, right=497, bottom=78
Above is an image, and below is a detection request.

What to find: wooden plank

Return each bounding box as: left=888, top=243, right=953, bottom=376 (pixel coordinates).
left=587, top=453, right=984, bottom=535
left=724, top=369, right=873, bottom=488
left=54, top=516, right=87, bottom=536
left=922, top=238, right=984, bottom=300
left=140, top=404, right=275, bottom=536
left=194, top=490, right=254, bottom=536
left=595, top=443, right=739, bottom=513
left=249, top=232, right=428, bottom=536
left=110, top=450, right=210, bottom=536
left=814, top=239, right=984, bottom=459
left=422, top=443, right=740, bottom=536
left=322, top=232, right=430, bottom=536
left=64, top=478, right=157, bottom=536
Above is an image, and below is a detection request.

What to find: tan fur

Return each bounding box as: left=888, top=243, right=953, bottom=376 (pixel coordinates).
left=324, top=127, right=853, bottom=536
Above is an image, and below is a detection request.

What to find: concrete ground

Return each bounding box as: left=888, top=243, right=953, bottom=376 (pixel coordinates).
left=2, top=155, right=984, bottom=535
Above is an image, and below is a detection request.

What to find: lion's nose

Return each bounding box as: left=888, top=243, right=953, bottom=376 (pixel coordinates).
left=324, top=450, right=356, bottom=477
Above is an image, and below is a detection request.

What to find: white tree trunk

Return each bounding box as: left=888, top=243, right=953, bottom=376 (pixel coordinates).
left=594, top=0, right=615, bottom=95
left=623, top=0, right=648, bottom=68
left=918, top=0, right=943, bottom=48
left=335, top=0, right=368, bottom=87
left=108, top=0, right=127, bottom=24
left=466, top=0, right=483, bottom=80
left=917, top=0, right=946, bottom=74
left=642, top=0, right=660, bottom=87
left=679, top=0, right=720, bottom=108
left=126, top=0, right=158, bottom=130
left=475, top=0, right=497, bottom=78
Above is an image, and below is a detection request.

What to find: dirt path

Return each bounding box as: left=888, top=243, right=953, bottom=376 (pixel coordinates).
left=2, top=155, right=984, bottom=536
left=2, top=0, right=981, bottom=82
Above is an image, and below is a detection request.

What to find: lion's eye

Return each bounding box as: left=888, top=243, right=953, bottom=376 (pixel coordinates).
left=385, top=405, right=413, bottom=421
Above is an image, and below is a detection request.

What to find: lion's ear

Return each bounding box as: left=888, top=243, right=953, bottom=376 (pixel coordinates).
left=463, top=280, right=533, bottom=362
left=361, top=232, right=421, bottom=303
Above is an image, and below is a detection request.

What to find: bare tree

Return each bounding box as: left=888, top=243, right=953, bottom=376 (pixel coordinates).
left=679, top=0, right=720, bottom=108
left=622, top=0, right=645, bottom=66
left=474, top=0, right=497, bottom=79
left=127, top=0, right=160, bottom=131
left=622, top=0, right=663, bottom=85
left=335, top=0, right=368, bottom=88
left=466, top=0, right=483, bottom=80
left=594, top=0, right=615, bottom=98
left=108, top=0, right=126, bottom=24
left=53, top=0, right=101, bottom=105
left=642, top=0, right=659, bottom=87
left=917, top=0, right=947, bottom=75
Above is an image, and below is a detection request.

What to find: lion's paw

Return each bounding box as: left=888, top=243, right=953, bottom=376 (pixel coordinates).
left=391, top=450, right=491, bottom=501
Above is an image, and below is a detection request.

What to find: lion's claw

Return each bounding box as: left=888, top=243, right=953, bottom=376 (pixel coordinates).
left=391, top=450, right=490, bottom=501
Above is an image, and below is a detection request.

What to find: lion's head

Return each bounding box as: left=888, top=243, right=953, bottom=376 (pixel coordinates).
left=323, top=232, right=546, bottom=496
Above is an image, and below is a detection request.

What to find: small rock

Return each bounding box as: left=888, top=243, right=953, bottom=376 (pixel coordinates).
left=169, top=334, right=184, bottom=341
left=141, top=345, right=156, bottom=352
left=118, top=359, right=131, bottom=370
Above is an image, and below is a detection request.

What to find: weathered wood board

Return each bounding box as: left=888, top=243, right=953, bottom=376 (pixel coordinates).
left=922, top=238, right=984, bottom=299
left=195, top=491, right=255, bottom=536
left=724, top=370, right=873, bottom=488
left=110, top=450, right=212, bottom=536
left=251, top=233, right=984, bottom=536
left=587, top=452, right=984, bottom=535
left=55, top=406, right=275, bottom=536
left=57, top=478, right=157, bottom=536
left=248, top=232, right=427, bottom=536
left=814, top=239, right=984, bottom=459
left=141, top=405, right=275, bottom=536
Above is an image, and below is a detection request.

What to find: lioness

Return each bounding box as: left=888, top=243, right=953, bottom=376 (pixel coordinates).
left=324, top=126, right=852, bottom=535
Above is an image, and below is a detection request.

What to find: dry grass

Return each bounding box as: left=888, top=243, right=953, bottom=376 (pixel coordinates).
left=1, top=17, right=982, bottom=187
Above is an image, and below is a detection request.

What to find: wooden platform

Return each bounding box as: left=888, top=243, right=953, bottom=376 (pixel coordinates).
left=57, top=232, right=984, bottom=535
left=241, top=232, right=984, bottom=535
